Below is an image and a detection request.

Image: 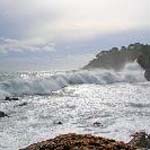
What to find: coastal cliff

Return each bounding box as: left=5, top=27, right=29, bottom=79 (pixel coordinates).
left=83, top=43, right=150, bottom=80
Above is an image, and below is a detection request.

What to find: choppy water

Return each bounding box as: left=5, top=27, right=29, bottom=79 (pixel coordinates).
left=0, top=62, right=150, bottom=150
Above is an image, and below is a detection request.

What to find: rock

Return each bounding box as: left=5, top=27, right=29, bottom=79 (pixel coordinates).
left=57, top=121, right=63, bottom=125
left=128, top=132, right=150, bottom=149
left=83, top=43, right=150, bottom=81
left=144, top=70, right=150, bottom=81
left=93, top=122, right=103, bottom=127
left=16, top=102, right=27, bottom=107
left=83, top=43, right=141, bottom=70
left=20, top=133, right=134, bottom=150
left=0, top=111, right=8, bottom=118
left=5, top=96, right=10, bottom=101
left=54, top=121, right=63, bottom=125
left=5, top=96, right=19, bottom=101
left=21, top=132, right=150, bottom=150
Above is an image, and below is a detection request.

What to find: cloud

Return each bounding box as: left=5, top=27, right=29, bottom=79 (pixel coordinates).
left=0, top=0, right=149, bottom=41
left=0, top=38, right=55, bottom=54
left=27, top=0, right=150, bottom=42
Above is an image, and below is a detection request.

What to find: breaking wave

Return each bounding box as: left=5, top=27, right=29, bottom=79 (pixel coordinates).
left=0, top=62, right=146, bottom=97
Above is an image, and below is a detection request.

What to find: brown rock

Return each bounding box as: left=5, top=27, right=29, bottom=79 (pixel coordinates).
left=20, top=133, right=134, bottom=150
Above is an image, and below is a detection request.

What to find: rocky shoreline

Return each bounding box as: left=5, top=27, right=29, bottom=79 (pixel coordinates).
left=20, top=132, right=150, bottom=150
left=83, top=43, right=150, bottom=81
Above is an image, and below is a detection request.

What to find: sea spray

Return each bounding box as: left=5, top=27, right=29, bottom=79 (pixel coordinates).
left=0, top=62, right=146, bottom=98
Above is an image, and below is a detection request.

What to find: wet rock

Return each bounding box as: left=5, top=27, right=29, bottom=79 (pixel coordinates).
left=54, top=121, right=63, bottom=125
left=16, top=102, right=28, bottom=107
left=128, top=132, right=150, bottom=149
left=5, top=96, right=10, bottom=101
left=20, top=133, right=134, bottom=150
left=0, top=111, right=8, bottom=118
left=5, top=96, right=19, bottom=101
left=144, top=70, right=150, bottom=81
left=93, top=121, right=103, bottom=127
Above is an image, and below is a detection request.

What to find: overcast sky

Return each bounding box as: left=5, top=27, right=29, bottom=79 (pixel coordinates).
left=0, top=0, right=150, bottom=71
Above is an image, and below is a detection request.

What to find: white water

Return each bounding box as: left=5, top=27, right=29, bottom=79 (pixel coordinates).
left=0, top=62, right=146, bottom=98
left=0, top=62, right=150, bottom=150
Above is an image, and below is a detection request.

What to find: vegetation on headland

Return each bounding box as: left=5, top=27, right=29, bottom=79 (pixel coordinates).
left=83, top=43, right=150, bottom=72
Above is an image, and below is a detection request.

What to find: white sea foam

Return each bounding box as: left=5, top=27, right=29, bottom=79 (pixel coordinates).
left=0, top=62, right=146, bottom=97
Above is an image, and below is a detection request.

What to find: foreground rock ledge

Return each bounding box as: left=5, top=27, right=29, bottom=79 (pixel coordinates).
left=20, top=133, right=135, bottom=150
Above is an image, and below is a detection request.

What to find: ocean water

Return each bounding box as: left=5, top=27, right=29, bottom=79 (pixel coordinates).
left=0, top=62, right=150, bottom=150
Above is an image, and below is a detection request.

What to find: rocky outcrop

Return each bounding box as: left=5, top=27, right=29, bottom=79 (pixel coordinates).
left=5, top=96, right=19, bottom=101
left=128, top=132, right=150, bottom=149
left=20, top=133, right=134, bottom=150
left=20, top=132, right=150, bottom=150
left=144, top=69, right=150, bottom=81
left=21, top=132, right=150, bottom=150
left=0, top=111, right=8, bottom=118
left=83, top=43, right=150, bottom=80
left=15, top=102, right=27, bottom=107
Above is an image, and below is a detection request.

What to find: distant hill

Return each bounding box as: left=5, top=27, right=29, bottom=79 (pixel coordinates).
left=83, top=43, right=150, bottom=80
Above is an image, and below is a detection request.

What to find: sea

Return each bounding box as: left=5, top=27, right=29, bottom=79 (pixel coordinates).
left=0, top=62, right=150, bottom=150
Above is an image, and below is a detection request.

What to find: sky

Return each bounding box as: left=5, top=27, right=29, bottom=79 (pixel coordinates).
left=0, top=0, right=150, bottom=71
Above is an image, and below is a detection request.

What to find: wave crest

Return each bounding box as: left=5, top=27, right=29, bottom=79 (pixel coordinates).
left=0, top=62, right=146, bottom=97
